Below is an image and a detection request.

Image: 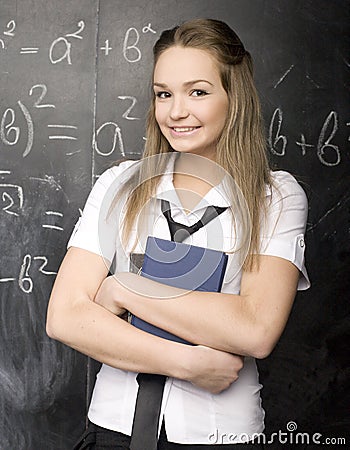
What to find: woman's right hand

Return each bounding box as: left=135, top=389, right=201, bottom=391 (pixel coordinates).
left=186, top=345, right=243, bottom=394
left=94, top=275, right=127, bottom=317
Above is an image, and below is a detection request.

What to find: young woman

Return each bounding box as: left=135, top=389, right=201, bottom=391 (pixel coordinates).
left=46, top=19, right=310, bottom=449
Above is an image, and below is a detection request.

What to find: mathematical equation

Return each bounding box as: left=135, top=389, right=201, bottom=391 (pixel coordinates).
left=0, top=169, right=79, bottom=219
left=0, top=82, right=144, bottom=159
left=1, top=19, right=84, bottom=64
left=0, top=83, right=81, bottom=158
left=0, top=254, right=57, bottom=294
left=4, top=16, right=345, bottom=166
left=0, top=170, right=84, bottom=294
left=268, top=108, right=345, bottom=166
left=100, top=23, right=156, bottom=61
left=92, top=105, right=347, bottom=166
left=1, top=19, right=157, bottom=64
left=93, top=94, right=144, bottom=157
left=3, top=82, right=340, bottom=164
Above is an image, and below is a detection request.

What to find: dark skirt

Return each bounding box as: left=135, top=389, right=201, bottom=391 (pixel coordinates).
left=73, top=421, right=264, bottom=450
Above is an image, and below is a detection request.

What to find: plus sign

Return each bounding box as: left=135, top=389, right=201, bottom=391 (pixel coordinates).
left=101, top=39, right=112, bottom=56
left=296, top=134, right=314, bottom=156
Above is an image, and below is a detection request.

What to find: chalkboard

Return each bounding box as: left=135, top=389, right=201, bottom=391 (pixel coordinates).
left=0, top=1, right=349, bottom=448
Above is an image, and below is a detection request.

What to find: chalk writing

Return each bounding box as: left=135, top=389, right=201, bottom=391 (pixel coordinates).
left=33, top=256, right=58, bottom=275
left=29, top=175, right=70, bottom=204
left=42, top=211, right=64, bottom=231
left=123, top=27, right=141, bottom=63
left=66, top=20, right=85, bottom=40
left=273, top=64, right=295, bottom=89
left=49, top=37, right=72, bottom=64
left=0, top=277, right=15, bottom=283
left=17, top=101, right=34, bottom=157
left=66, top=149, right=82, bottom=156
left=30, top=175, right=64, bottom=192
left=94, top=122, right=125, bottom=157
left=296, top=134, right=314, bottom=156
left=3, top=20, right=16, bottom=37
left=48, top=125, right=78, bottom=141
left=101, top=39, right=112, bottom=55
left=20, top=47, right=39, bottom=55
left=2, top=192, right=18, bottom=216
left=268, top=108, right=287, bottom=156
left=122, top=23, right=156, bottom=63
left=317, top=111, right=340, bottom=167
left=49, top=20, right=85, bottom=65
left=1, top=108, right=19, bottom=145
left=0, top=102, right=34, bottom=157
left=1, top=19, right=16, bottom=50
left=0, top=83, right=82, bottom=158
left=0, top=183, right=24, bottom=216
left=18, top=254, right=57, bottom=294
left=19, top=254, right=33, bottom=293
left=306, top=74, right=320, bottom=89
left=268, top=108, right=342, bottom=166
left=29, top=84, right=55, bottom=109
left=142, top=23, right=156, bottom=34
left=118, top=96, right=140, bottom=120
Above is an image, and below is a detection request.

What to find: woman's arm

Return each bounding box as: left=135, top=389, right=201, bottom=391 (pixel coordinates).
left=112, top=172, right=307, bottom=359
left=98, top=254, right=299, bottom=360
left=46, top=247, right=243, bottom=394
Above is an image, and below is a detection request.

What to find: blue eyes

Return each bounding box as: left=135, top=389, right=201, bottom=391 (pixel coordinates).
left=155, top=89, right=209, bottom=99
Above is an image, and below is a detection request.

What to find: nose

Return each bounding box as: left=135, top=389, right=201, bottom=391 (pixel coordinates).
left=169, top=96, right=189, bottom=121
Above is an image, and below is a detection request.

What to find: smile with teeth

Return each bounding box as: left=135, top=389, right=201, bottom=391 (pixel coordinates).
left=171, top=126, right=200, bottom=132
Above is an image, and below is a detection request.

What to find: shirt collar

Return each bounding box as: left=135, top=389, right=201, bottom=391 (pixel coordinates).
left=151, top=154, right=273, bottom=211
left=152, top=154, right=231, bottom=212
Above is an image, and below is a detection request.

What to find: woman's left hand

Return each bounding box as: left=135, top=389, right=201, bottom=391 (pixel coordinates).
left=94, top=275, right=127, bottom=317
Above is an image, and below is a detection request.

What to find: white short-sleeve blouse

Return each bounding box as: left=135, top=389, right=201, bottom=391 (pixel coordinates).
left=67, top=158, right=310, bottom=445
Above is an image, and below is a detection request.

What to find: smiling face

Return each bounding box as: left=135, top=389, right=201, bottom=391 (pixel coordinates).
left=153, top=46, right=229, bottom=160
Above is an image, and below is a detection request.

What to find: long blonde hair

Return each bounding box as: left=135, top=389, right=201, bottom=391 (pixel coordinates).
left=116, top=18, right=271, bottom=269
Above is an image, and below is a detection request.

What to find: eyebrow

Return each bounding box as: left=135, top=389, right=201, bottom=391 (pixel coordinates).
left=153, top=79, right=214, bottom=88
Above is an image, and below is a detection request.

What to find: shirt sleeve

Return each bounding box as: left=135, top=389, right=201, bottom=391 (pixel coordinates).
left=259, top=171, right=310, bottom=290
left=67, top=161, right=135, bottom=264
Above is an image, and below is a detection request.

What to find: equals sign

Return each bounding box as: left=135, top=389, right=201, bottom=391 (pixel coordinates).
left=20, top=47, right=39, bottom=54
left=42, top=211, right=63, bottom=231
left=48, top=124, right=78, bottom=141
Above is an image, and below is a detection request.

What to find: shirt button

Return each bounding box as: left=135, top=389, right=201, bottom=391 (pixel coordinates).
left=299, top=238, right=305, bottom=248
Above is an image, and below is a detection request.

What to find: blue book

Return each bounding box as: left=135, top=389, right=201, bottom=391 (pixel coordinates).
left=131, top=236, right=228, bottom=344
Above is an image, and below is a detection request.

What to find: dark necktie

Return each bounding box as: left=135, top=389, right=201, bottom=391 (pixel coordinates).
left=129, top=199, right=227, bottom=450
left=161, top=199, right=228, bottom=243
